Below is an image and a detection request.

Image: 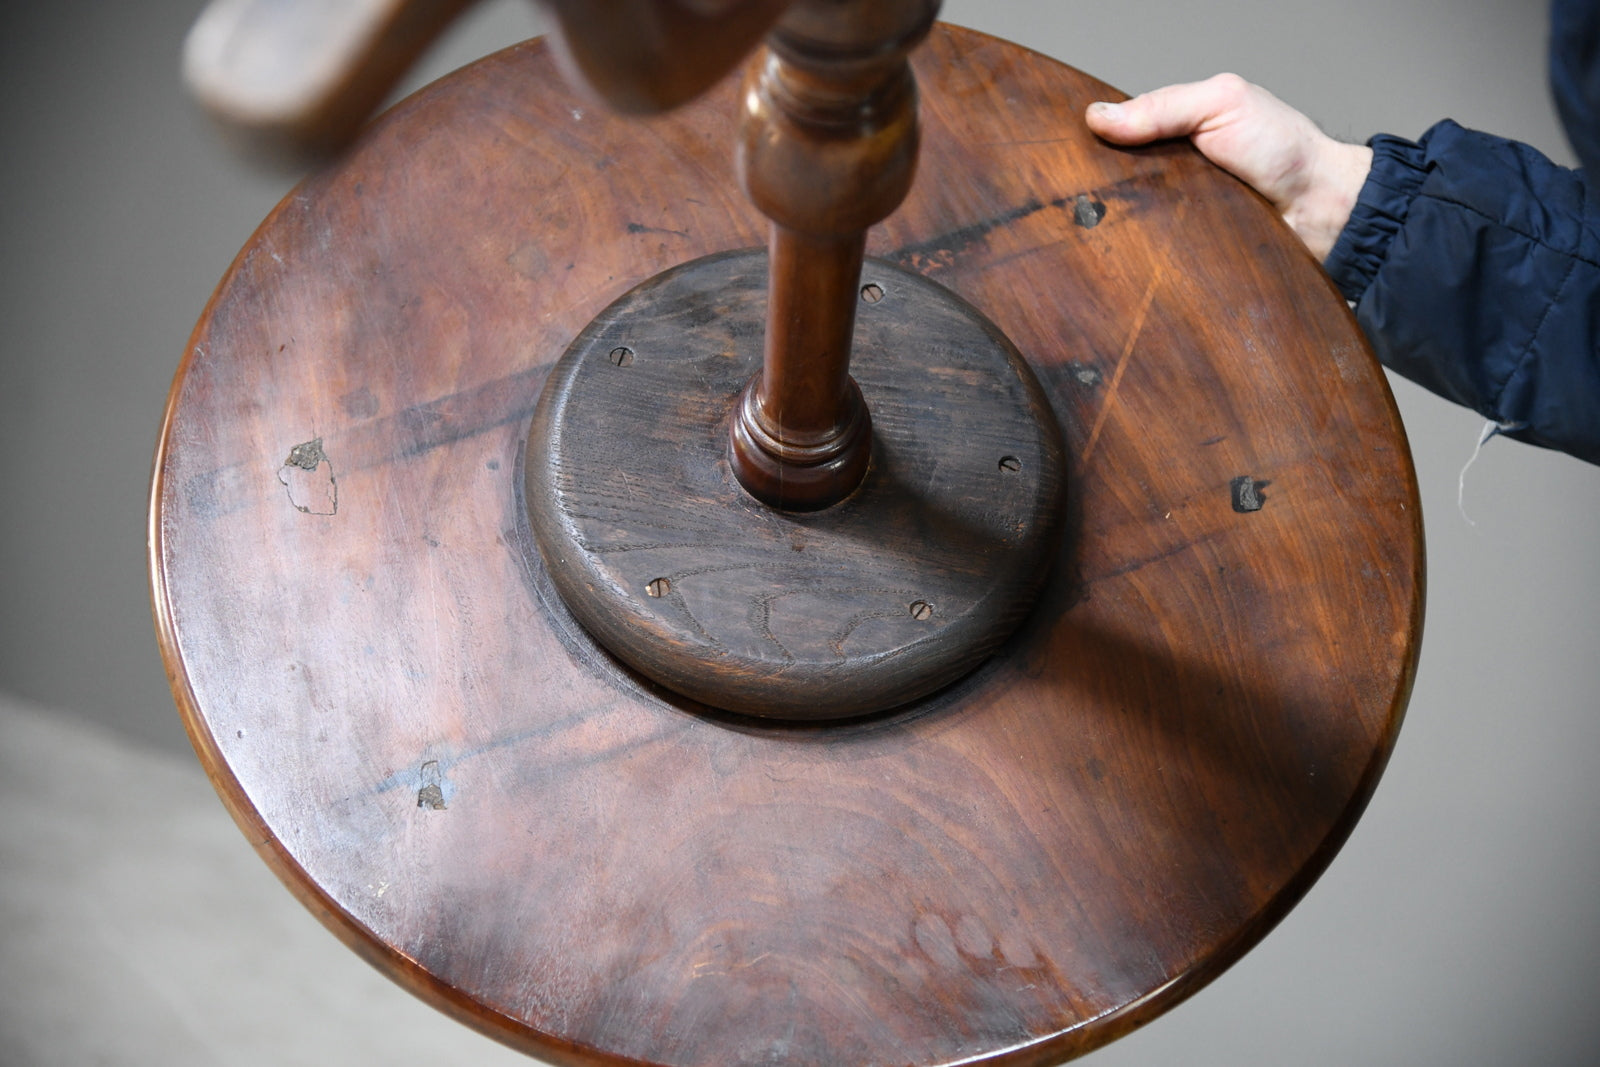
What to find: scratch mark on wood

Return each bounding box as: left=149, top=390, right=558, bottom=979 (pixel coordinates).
left=748, top=592, right=795, bottom=661
left=829, top=607, right=914, bottom=657
left=627, top=221, right=691, bottom=239
left=891, top=198, right=1049, bottom=269
left=979, top=136, right=1074, bottom=147
left=1081, top=261, right=1167, bottom=466
left=1088, top=535, right=1212, bottom=583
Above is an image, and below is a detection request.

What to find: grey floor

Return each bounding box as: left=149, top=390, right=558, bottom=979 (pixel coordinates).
left=0, top=693, right=531, bottom=1066
left=4, top=0, right=1600, bottom=1064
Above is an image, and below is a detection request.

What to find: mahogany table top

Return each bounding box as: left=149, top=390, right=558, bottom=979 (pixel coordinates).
left=152, top=25, right=1422, bottom=1066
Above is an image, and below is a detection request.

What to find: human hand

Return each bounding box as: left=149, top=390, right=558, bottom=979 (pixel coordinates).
left=1085, top=74, right=1371, bottom=261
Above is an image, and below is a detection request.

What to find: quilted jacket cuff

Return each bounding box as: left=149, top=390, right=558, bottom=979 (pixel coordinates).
left=1324, top=132, right=1430, bottom=303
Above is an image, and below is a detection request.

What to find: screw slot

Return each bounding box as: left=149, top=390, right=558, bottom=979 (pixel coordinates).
left=999, top=455, right=1021, bottom=472
left=909, top=600, right=934, bottom=621
left=646, top=577, right=672, bottom=598
left=860, top=283, right=884, bottom=304
left=609, top=346, right=635, bottom=366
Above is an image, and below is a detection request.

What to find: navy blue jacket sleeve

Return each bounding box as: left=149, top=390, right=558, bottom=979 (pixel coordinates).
left=1323, top=119, right=1600, bottom=465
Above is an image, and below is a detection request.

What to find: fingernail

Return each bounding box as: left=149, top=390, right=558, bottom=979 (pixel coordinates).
left=1088, top=101, right=1124, bottom=122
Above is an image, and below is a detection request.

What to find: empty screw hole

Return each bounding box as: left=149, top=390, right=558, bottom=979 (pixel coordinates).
left=609, top=346, right=635, bottom=366
left=909, top=600, right=934, bottom=621
left=860, top=283, right=884, bottom=304
left=646, top=577, right=672, bottom=598
left=999, top=455, right=1022, bottom=472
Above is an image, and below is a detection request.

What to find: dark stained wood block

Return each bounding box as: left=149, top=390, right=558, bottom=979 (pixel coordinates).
left=526, top=250, right=1065, bottom=719
left=151, top=24, right=1422, bottom=1066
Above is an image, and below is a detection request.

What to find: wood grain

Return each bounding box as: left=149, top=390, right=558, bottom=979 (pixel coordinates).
left=152, top=25, right=1423, bottom=1066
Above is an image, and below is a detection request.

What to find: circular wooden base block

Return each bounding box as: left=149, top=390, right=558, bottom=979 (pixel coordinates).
left=152, top=26, right=1422, bottom=1067
left=526, top=250, right=1065, bottom=720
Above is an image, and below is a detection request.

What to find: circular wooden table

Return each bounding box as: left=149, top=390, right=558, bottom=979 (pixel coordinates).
left=151, top=25, right=1423, bottom=1066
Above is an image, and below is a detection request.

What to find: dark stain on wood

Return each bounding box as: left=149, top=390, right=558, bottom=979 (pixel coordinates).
left=626, top=221, right=691, bottom=238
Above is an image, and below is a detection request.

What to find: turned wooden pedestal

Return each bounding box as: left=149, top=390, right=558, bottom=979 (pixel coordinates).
left=152, top=24, right=1422, bottom=1066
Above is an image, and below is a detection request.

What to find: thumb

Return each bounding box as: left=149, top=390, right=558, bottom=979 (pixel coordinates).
left=1086, top=75, right=1249, bottom=145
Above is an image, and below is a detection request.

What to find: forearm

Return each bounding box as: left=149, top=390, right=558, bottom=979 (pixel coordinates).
left=1329, top=120, right=1600, bottom=465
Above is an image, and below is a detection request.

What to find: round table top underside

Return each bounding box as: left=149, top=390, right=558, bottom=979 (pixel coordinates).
left=152, top=25, right=1423, bottom=1067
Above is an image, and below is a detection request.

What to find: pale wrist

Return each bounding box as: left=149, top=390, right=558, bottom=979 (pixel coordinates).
left=1286, top=141, right=1372, bottom=262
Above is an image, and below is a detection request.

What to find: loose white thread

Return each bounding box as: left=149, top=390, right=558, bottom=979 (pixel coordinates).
left=1457, top=418, right=1527, bottom=525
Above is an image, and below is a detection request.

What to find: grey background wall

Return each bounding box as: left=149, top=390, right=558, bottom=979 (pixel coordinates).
left=1, top=0, right=1596, bottom=1064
